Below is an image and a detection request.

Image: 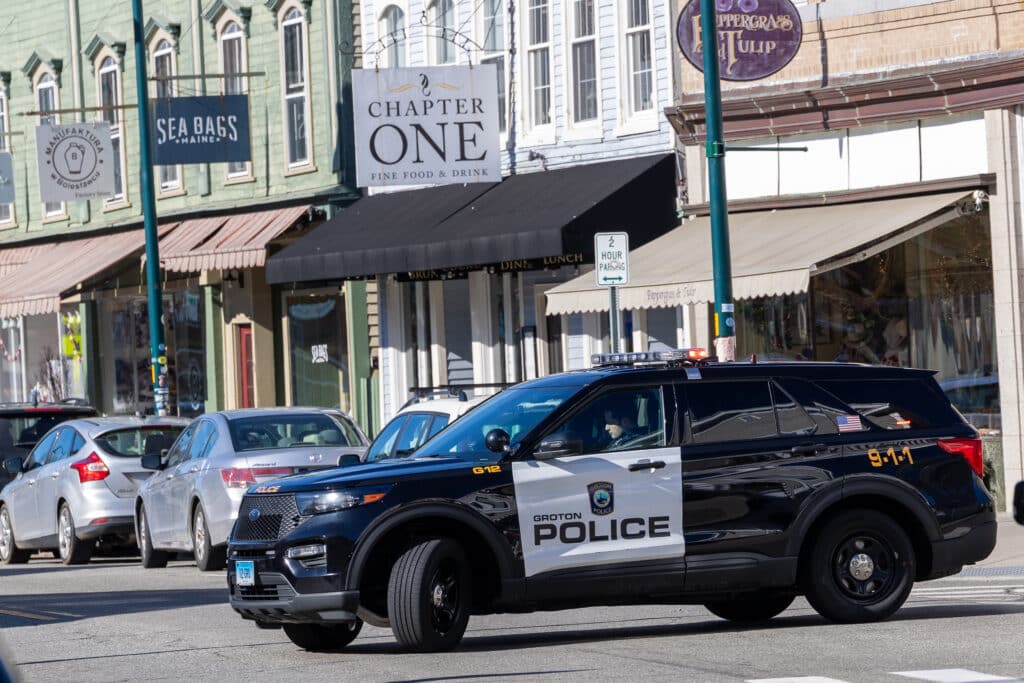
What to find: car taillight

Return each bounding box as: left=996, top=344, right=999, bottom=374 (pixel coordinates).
left=938, top=437, right=984, bottom=477
left=220, top=468, right=257, bottom=488
left=70, top=453, right=110, bottom=483
left=251, top=467, right=293, bottom=477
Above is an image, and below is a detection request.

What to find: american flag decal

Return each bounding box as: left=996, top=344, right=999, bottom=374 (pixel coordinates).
left=837, top=414, right=863, bottom=432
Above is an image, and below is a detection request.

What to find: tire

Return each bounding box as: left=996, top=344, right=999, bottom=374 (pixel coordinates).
left=802, top=509, right=915, bottom=623
left=138, top=505, right=169, bottom=569
left=387, top=538, right=471, bottom=652
left=0, top=506, right=31, bottom=565
left=58, top=503, right=93, bottom=565
left=705, top=594, right=795, bottom=623
left=192, top=504, right=226, bottom=572
left=282, top=621, right=362, bottom=651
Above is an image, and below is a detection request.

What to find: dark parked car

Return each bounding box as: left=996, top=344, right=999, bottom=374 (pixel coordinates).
left=0, top=403, right=100, bottom=491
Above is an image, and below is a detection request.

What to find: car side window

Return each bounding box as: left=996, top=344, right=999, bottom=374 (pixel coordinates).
left=769, top=382, right=818, bottom=436
left=549, top=387, right=667, bottom=454
left=71, top=430, right=86, bottom=455
left=427, top=415, right=449, bottom=440
left=685, top=381, right=778, bottom=444
left=773, top=378, right=845, bottom=435
left=395, top=414, right=433, bottom=457
left=165, top=424, right=196, bottom=468
left=366, top=417, right=406, bottom=461
left=47, top=428, right=77, bottom=464
left=188, top=421, right=216, bottom=460
left=25, top=430, right=59, bottom=470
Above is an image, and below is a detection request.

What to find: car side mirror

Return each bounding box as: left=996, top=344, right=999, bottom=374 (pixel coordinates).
left=141, top=453, right=165, bottom=471
left=1014, top=481, right=1024, bottom=526
left=533, top=434, right=582, bottom=461
left=2, top=456, right=22, bottom=476
left=337, top=453, right=362, bottom=468
left=485, top=428, right=511, bottom=454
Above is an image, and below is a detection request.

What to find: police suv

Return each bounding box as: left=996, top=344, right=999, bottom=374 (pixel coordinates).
left=226, top=351, right=996, bottom=652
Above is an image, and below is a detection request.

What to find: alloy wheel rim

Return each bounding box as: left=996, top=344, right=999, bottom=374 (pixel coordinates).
left=832, top=533, right=896, bottom=603
left=140, top=510, right=148, bottom=552
left=59, top=508, right=71, bottom=557
left=194, top=511, right=205, bottom=561
left=428, top=559, right=460, bottom=635
left=0, top=510, right=11, bottom=559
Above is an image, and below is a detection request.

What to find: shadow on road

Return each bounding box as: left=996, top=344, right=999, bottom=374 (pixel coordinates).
left=0, top=588, right=227, bottom=626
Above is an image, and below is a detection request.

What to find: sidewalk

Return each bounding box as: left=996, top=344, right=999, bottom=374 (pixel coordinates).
left=977, top=513, right=1024, bottom=568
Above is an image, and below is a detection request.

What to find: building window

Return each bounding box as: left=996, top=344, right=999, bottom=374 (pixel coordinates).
left=0, top=89, right=11, bottom=224
left=430, top=0, right=456, bottom=64
left=36, top=74, right=65, bottom=217
left=527, top=0, right=551, bottom=128
left=98, top=56, right=126, bottom=203
left=152, top=38, right=181, bottom=192
left=379, top=5, right=407, bottom=68
left=625, top=0, right=653, bottom=115
left=282, top=7, right=311, bottom=166
left=480, top=0, right=506, bottom=132
left=570, top=0, right=597, bottom=123
left=220, top=20, right=250, bottom=177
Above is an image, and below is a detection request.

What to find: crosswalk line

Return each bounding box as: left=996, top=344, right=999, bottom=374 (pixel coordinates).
left=746, top=678, right=849, bottom=683
left=892, top=670, right=1018, bottom=682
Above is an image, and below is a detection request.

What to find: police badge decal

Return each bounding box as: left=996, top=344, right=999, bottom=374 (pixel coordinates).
left=588, top=482, right=614, bottom=516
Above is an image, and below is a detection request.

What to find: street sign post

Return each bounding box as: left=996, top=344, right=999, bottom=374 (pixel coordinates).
left=595, top=232, right=629, bottom=353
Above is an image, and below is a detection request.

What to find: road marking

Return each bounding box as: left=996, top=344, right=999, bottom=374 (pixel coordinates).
left=0, top=608, right=57, bottom=621
left=746, top=678, right=849, bottom=682
left=892, top=670, right=1017, bottom=682
left=37, top=608, right=81, bottom=617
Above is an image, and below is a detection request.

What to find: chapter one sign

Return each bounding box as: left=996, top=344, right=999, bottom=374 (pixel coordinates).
left=676, top=0, right=803, bottom=81
left=352, top=65, right=500, bottom=187
left=595, top=233, right=629, bottom=287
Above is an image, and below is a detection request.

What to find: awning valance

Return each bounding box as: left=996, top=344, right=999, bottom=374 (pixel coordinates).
left=266, top=154, right=677, bottom=284
left=160, top=205, right=310, bottom=272
left=545, top=190, right=971, bottom=316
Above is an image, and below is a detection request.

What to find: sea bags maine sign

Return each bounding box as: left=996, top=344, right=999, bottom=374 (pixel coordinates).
left=677, top=0, right=803, bottom=81
left=352, top=64, right=500, bottom=187
left=150, top=95, right=251, bottom=165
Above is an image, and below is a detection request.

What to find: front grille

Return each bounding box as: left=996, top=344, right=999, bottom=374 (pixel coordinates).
left=234, top=494, right=301, bottom=542
left=234, top=572, right=296, bottom=602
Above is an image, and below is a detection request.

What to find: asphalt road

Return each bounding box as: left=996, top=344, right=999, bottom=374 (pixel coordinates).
left=2, top=524, right=1024, bottom=683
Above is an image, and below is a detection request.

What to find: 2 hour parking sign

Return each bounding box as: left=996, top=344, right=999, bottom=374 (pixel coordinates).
left=595, top=232, right=629, bottom=286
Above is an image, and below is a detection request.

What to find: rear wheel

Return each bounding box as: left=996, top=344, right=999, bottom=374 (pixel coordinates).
left=138, top=505, right=169, bottom=569
left=802, top=509, right=915, bottom=623
left=282, top=621, right=362, bottom=651
left=58, top=503, right=92, bottom=565
left=0, top=506, right=30, bottom=565
left=387, top=538, right=471, bottom=652
left=705, top=594, right=795, bottom=623
left=192, top=505, right=226, bottom=572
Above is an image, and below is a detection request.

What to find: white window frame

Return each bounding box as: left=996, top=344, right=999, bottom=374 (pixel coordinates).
left=219, top=16, right=253, bottom=181
left=151, top=36, right=183, bottom=196
left=566, top=0, right=600, bottom=133
left=36, top=72, right=67, bottom=220
left=428, top=0, right=456, bottom=65
left=378, top=5, right=407, bottom=69
left=280, top=4, right=314, bottom=170
left=477, top=0, right=507, bottom=135
left=523, top=0, right=553, bottom=138
left=97, top=52, right=128, bottom=207
left=616, top=0, right=657, bottom=136
left=0, top=88, right=13, bottom=226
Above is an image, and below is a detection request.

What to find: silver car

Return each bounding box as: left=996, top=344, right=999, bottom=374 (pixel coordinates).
left=0, top=417, right=188, bottom=565
left=135, top=408, right=368, bottom=571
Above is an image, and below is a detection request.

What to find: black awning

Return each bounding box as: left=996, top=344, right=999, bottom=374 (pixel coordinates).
left=266, top=153, right=677, bottom=284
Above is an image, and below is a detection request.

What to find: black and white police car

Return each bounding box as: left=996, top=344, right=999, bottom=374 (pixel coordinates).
left=226, top=350, right=996, bottom=652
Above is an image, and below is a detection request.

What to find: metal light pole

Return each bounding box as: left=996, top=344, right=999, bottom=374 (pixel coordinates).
left=699, top=0, right=736, bottom=361
left=131, top=0, right=169, bottom=414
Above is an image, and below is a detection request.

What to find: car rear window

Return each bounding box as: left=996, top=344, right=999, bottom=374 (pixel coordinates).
left=814, top=378, right=960, bottom=430
left=95, top=427, right=186, bottom=457
left=228, top=414, right=352, bottom=451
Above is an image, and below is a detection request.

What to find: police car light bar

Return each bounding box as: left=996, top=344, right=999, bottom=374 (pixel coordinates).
left=590, top=348, right=708, bottom=366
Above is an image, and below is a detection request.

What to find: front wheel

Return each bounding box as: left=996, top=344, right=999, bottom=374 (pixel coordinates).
left=705, top=594, right=795, bottom=623
left=802, top=509, right=915, bottom=623
left=58, top=504, right=92, bottom=565
left=387, top=538, right=471, bottom=652
left=138, top=505, right=169, bottom=569
left=192, top=505, right=226, bottom=571
left=0, top=506, right=30, bottom=565
left=282, top=621, right=362, bottom=651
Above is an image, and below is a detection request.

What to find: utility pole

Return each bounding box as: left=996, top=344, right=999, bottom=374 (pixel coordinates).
left=131, top=0, right=169, bottom=414
left=699, top=0, right=736, bottom=361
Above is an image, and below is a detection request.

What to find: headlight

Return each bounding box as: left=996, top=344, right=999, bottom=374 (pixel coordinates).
left=295, top=487, right=390, bottom=515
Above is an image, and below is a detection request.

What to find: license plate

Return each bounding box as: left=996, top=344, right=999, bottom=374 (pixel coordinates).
left=236, top=560, right=255, bottom=587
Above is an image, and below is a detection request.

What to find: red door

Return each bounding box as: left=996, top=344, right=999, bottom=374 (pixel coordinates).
left=238, top=325, right=254, bottom=408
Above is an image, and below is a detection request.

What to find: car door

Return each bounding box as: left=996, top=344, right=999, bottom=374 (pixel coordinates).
left=146, top=423, right=196, bottom=546
left=514, top=384, right=684, bottom=600
left=34, top=427, right=78, bottom=539
left=7, top=430, right=60, bottom=542
left=166, top=419, right=216, bottom=546
left=678, top=378, right=844, bottom=592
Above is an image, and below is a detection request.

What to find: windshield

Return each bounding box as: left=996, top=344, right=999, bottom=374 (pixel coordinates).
left=228, top=414, right=356, bottom=452
left=96, top=427, right=186, bottom=457
left=403, top=385, right=581, bottom=462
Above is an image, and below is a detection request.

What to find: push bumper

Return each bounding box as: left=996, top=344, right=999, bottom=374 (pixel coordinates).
left=227, top=556, right=360, bottom=625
